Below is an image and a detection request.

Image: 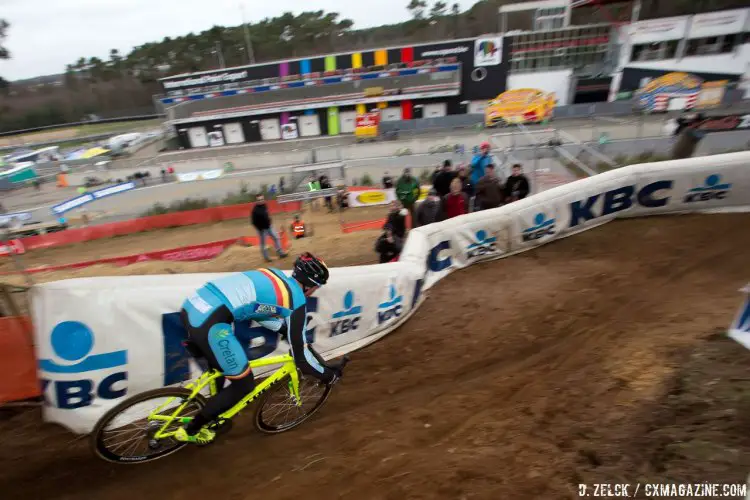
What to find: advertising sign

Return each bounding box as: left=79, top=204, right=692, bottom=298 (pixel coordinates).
left=347, top=188, right=397, bottom=208
left=51, top=182, right=137, bottom=215
left=355, top=112, right=380, bottom=138
left=281, top=123, right=299, bottom=140
left=474, top=37, right=502, bottom=67
left=689, top=8, right=749, bottom=39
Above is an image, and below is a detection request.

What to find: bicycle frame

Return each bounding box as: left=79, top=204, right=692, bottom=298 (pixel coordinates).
left=148, top=354, right=299, bottom=440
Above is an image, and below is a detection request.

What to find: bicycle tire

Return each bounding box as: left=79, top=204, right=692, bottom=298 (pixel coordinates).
left=90, top=387, right=207, bottom=464
left=254, top=376, right=333, bottom=434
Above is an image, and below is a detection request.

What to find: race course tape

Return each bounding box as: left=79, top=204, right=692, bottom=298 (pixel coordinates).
left=19, top=200, right=301, bottom=251
left=29, top=152, right=750, bottom=434
left=3, top=232, right=290, bottom=275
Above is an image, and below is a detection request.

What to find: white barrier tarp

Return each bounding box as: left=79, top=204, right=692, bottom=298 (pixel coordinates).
left=31, top=152, right=750, bottom=434
left=32, top=263, right=425, bottom=433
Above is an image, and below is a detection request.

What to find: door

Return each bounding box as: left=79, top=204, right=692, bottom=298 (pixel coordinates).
left=223, top=122, right=245, bottom=144
left=244, top=121, right=262, bottom=143
left=423, top=102, right=447, bottom=118
left=259, top=118, right=281, bottom=141
left=381, top=107, right=402, bottom=121
left=187, top=127, right=208, bottom=148
left=299, top=115, right=321, bottom=137
left=339, top=111, right=357, bottom=134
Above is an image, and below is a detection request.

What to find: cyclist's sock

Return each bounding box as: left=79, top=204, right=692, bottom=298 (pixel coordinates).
left=187, top=375, right=255, bottom=434
left=186, top=414, right=210, bottom=435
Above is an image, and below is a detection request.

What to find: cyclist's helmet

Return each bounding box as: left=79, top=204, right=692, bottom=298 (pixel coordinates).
left=292, top=252, right=330, bottom=288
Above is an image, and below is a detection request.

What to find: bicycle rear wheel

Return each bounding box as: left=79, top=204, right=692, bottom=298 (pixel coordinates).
left=254, top=376, right=332, bottom=434
left=90, top=387, right=206, bottom=464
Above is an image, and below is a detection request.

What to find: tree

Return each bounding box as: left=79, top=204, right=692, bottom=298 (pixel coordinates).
left=430, top=1, right=448, bottom=18
left=0, top=19, right=9, bottom=60
left=407, top=0, right=428, bottom=20
left=0, top=19, right=10, bottom=87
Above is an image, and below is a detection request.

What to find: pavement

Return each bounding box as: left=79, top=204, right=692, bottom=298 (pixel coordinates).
left=0, top=114, right=717, bottom=224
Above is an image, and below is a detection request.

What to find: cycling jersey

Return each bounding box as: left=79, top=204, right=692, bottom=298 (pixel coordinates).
left=181, top=268, right=332, bottom=380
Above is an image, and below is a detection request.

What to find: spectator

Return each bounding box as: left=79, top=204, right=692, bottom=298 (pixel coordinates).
left=395, top=168, right=420, bottom=226
left=476, top=164, right=504, bottom=210
left=470, top=141, right=494, bottom=188
left=504, top=164, right=530, bottom=203
left=385, top=200, right=407, bottom=239
left=279, top=176, right=286, bottom=194
left=415, top=188, right=443, bottom=227
left=382, top=171, right=394, bottom=189
left=337, top=187, right=349, bottom=210
left=672, top=114, right=706, bottom=160
left=160, top=168, right=167, bottom=183
left=319, top=174, right=333, bottom=212
left=443, top=177, right=468, bottom=219
left=251, top=194, right=288, bottom=262
left=432, top=160, right=456, bottom=197
left=456, top=165, right=475, bottom=201
left=291, top=214, right=306, bottom=239
left=431, top=165, right=442, bottom=184
left=375, top=223, right=403, bottom=263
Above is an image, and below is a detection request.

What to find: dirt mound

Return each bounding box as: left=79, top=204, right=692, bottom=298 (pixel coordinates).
left=1, top=213, right=749, bottom=499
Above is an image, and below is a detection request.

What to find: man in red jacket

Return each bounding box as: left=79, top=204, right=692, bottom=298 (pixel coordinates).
left=442, top=177, right=468, bottom=219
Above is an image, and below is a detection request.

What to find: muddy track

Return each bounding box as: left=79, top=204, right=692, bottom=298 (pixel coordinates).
left=1, top=213, right=749, bottom=500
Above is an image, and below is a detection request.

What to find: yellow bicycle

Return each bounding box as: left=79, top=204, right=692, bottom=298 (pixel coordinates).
left=90, top=352, right=348, bottom=464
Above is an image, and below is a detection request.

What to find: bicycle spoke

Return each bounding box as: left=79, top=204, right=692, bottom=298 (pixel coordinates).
left=95, top=390, right=205, bottom=463
left=257, top=377, right=329, bottom=430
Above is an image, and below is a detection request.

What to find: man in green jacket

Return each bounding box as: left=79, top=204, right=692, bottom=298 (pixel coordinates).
left=395, top=168, right=421, bottom=228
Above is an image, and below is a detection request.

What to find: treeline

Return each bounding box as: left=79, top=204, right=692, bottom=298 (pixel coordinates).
left=1, top=0, right=747, bottom=133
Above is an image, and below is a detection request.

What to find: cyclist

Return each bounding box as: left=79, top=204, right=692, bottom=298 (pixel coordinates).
left=174, top=252, right=341, bottom=445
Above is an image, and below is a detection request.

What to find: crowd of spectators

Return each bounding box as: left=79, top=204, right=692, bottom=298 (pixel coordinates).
left=375, top=141, right=531, bottom=263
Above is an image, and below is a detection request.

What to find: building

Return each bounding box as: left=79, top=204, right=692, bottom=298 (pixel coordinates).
left=159, top=0, right=750, bottom=149
left=611, top=7, right=750, bottom=103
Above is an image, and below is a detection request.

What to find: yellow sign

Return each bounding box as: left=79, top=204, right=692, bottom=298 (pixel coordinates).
left=641, top=72, right=702, bottom=94
left=696, top=80, right=728, bottom=109
left=356, top=191, right=387, bottom=204
left=364, top=86, right=385, bottom=97
left=485, top=88, right=555, bottom=127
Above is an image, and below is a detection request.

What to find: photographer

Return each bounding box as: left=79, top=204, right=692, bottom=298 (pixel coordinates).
left=375, top=223, right=403, bottom=263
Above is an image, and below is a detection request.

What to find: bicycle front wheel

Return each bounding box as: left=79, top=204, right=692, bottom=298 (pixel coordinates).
left=90, top=387, right=206, bottom=464
left=254, top=376, right=332, bottom=434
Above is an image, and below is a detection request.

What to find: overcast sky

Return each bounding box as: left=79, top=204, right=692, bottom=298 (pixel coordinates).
left=0, top=0, right=480, bottom=81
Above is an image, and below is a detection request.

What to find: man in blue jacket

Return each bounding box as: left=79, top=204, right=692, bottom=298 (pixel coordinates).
left=470, top=141, right=494, bottom=187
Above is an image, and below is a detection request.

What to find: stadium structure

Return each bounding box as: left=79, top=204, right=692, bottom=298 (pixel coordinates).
left=157, top=0, right=750, bottom=149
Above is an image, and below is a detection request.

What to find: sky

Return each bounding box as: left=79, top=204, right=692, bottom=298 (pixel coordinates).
left=0, top=0, right=480, bottom=81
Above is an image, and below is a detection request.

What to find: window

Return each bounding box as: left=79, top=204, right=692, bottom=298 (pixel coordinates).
left=685, top=35, right=738, bottom=57
left=509, top=24, right=610, bottom=74
left=631, top=40, right=679, bottom=62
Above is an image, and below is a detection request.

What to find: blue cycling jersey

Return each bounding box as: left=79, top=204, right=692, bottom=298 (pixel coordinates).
left=182, top=268, right=306, bottom=330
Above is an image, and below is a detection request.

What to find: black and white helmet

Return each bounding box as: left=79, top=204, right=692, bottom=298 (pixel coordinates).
left=292, top=252, right=329, bottom=288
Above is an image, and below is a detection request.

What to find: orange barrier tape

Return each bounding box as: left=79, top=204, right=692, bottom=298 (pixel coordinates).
left=0, top=316, right=40, bottom=403
left=19, top=200, right=302, bottom=251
